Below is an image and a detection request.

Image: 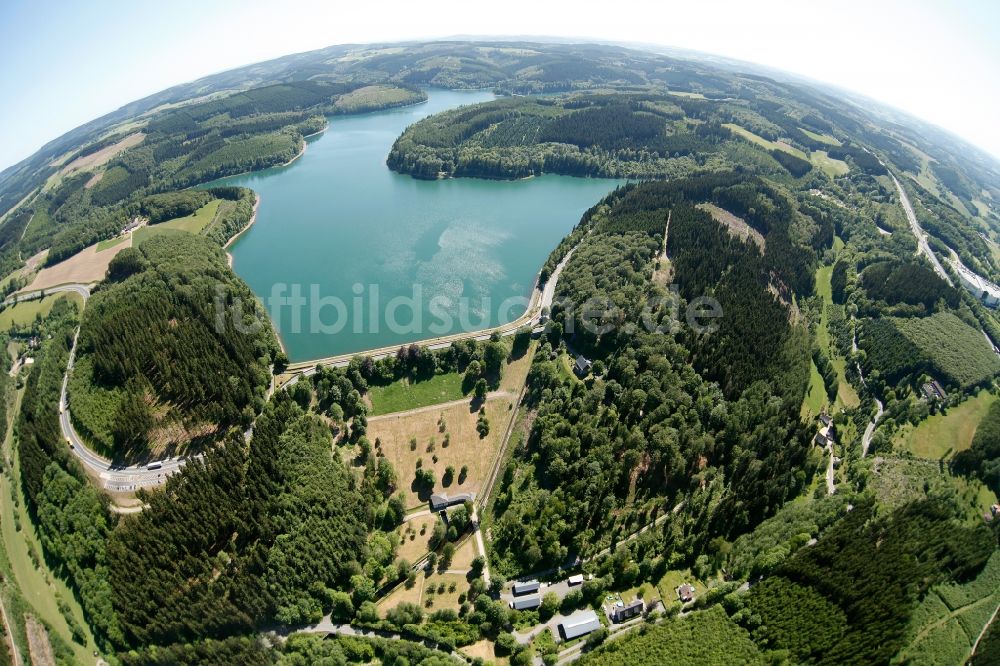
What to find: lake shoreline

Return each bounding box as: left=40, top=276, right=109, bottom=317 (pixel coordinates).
left=210, top=88, right=619, bottom=362
left=224, top=193, right=260, bottom=265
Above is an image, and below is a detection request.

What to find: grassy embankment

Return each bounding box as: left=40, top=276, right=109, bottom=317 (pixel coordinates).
left=0, top=377, right=99, bottom=664
left=802, top=259, right=860, bottom=419
left=894, top=390, right=998, bottom=460
left=0, top=293, right=84, bottom=330
left=133, top=198, right=224, bottom=245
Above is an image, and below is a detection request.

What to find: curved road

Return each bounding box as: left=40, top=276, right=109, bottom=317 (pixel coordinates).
left=7, top=283, right=188, bottom=490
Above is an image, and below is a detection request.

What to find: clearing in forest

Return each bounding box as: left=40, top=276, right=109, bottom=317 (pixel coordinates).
left=60, top=132, right=145, bottom=175
left=25, top=237, right=132, bottom=291
left=894, top=390, right=997, bottom=460
left=697, top=203, right=765, bottom=251
left=367, top=343, right=535, bottom=509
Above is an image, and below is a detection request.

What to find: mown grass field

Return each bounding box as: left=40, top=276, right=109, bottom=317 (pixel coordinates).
left=0, top=388, right=99, bottom=664
left=26, top=238, right=131, bottom=291
left=0, top=293, right=83, bottom=330
left=94, top=235, right=128, bottom=251
left=378, top=570, right=469, bottom=615
left=722, top=123, right=807, bottom=159
left=801, top=359, right=826, bottom=420
left=799, top=128, right=841, bottom=146
left=368, top=372, right=468, bottom=416
left=803, top=262, right=859, bottom=419
left=810, top=150, right=850, bottom=177
left=366, top=395, right=513, bottom=510
left=134, top=198, right=223, bottom=245
left=895, top=390, right=997, bottom=460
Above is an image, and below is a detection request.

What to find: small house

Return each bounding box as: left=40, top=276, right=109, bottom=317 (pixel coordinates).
left=567, top=574, right=584, bottom=586
left=818, top=412, right=833, bottom=427
left=512, top=580, right=540, bottom=596
left=920, top=380, right=946, bottom=402
left=610, top=599, right=644, bottom=622
left=559, top=610, right=602, bottom=640
left=574, top=355, right=592, bottom=377
left=677, top=583, right=695, bottom=603
left=510, top=594, right=541, bottom=611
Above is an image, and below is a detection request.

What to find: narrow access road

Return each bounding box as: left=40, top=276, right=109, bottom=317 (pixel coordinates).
left=366, top=390, right=514, bottom=424
left=0, top=593, right=20, bottom=666
left=861, top=396, right=884, bottom=458
left=969, top=601, right=1000, bottom=664
left=470, top=506, right=491, bottom=587
left=825, top=444, right=837, bottom=495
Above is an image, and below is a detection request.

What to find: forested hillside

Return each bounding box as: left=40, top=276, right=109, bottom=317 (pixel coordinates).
left=0, top=82, right=423, bottom=272
left=386, top=93, right=806, bottom=180
left=69, top=234, right=278, bottom=458
left=487, top=175, right=816, bottom=574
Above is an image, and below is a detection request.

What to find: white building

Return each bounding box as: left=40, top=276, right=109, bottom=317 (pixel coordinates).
left=951, top=260, right=1000, bottom=308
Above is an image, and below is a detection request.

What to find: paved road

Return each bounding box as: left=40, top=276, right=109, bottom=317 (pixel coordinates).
left=15, top=283, right=193, bottom=491
left=470, top=506, right=491, bottom=587
left=888, top=172, right=953, bottom=286
left=287, top=621, right=467, bottom=663
left=861, top=396, right=884, bottom=458
left=853, top=328, right=883, bottom=459
left=4, top=282, right=92, bottom=305
left=825, top=443, right=837, bottom=495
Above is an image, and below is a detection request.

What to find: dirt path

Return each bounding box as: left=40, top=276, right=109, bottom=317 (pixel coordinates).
left=0, top=592, right=20, bottom=666
left=969, top=599, right=1000, bottom=663
left=24, top=615, right=54, bottom=666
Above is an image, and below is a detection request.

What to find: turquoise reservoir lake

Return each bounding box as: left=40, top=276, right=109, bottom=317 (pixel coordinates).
left=211, top=89, right=621, bottom=362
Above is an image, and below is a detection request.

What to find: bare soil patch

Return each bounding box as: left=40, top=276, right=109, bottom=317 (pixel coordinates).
left=61, top=133, right=145, bottom=175
left=698, top=203, right=765, bottom=251
left=25, top=236, right=132, bottom=291
left=24, top=615, right=55, bottom=666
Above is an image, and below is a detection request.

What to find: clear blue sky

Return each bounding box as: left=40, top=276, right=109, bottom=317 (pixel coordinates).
left=2, top=0, right=999, bottom=170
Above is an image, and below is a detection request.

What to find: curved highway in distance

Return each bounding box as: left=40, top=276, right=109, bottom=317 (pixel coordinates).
left=887, top=172, right=953, bottom=286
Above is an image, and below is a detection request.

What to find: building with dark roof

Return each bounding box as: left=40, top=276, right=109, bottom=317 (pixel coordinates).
left=574, top=355, right=592, bottom=377
left=610, top=599, right=644, bottom=622
left=677, top=583, right=695, bottom=603
left=920, top=380, right=946, bottom=402
left=559, top=610, right=602, bottom=640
